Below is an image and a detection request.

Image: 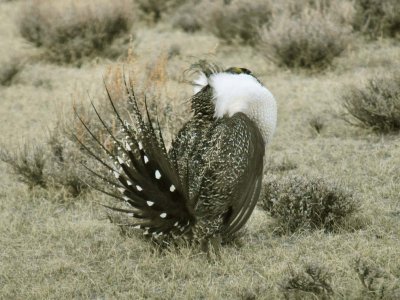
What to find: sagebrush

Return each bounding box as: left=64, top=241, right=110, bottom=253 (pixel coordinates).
left=342, top=73, right=400, bottom=133
left=353, top=0, right=400, bottom=39
left=136, top=0, right=185, bottom=22
left=260, top=9, right=350, bottom=70
left=260, top=175, right=357, bottom=233
left=19, top=0, right=134, bottom=64
left=280, top=263, right=334, bottom=299
left=207, top=0, right=272, bottom=44
left=354, top=257, right=400, bottom=299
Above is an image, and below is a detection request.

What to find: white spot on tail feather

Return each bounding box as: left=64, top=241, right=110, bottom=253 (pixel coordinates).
left=170, top=185, right=176, bottom=192
left=125, top=142, right=131, bottom=151
left=155, top=170, right=161, bottom=179
left=127, top=213, right=134, bottom=217
left=118, top=188, right=125, bottom=194
left=127, top=180, right=132, bottom=186
left=134, top=225, right=141, bottom=229
left=138, top=141, right=143, bottom=150
left=113, top=171, right=119, bottom=179
left=143, top=155, right=149, bottom=164
left=136, top=185, right=143, bottom=191
left=117, top=156, right=124, bottom=164
left=160, top=212, right=167, bottom=218
left=146, top=201, right=154, bottom=206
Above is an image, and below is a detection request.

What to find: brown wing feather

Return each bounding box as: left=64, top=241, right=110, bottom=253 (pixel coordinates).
left=196, top=112, right=265, bottom=237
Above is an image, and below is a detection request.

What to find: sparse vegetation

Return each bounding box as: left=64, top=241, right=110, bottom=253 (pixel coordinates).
left=261, top=175, right=357, bottom=233
left=280, top=263, right=334, bottom=299
left=353, top=0, right=400, bottom=39
left=19, top=0, right=134, bottom=64
left=260, top=9, right=351, bottom=70
left=342, top=73, right=400, bottom=133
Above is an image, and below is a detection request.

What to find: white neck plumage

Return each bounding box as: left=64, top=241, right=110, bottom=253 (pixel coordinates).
left=194, top=72, right=277, bottom=145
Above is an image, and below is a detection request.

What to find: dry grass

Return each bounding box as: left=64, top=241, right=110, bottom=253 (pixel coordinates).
left=1, top=0, right=400, bottom=298
left=342, top=73, right=400, bottom=133
left=260, top=9, right=351, bottom=70
left=19, top=0, right=134, bottom=65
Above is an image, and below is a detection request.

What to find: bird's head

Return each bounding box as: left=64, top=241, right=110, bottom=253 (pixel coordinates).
left=191, top=62, right=277, bottom=145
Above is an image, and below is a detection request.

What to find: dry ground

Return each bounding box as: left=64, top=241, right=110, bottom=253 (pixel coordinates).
left=1, top=1, right=400, bottom=299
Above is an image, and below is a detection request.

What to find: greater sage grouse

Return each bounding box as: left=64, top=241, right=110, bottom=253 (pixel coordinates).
left=75, top=63, right=277, bottom=249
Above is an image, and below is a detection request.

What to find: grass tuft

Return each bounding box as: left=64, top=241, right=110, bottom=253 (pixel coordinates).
left=342, top=73, right=400, bottom=133
left=18, top=0, right=134, bottom=65
left=260, top=9, right=350, bottom=70
left=353, top=0, right=400, bottom=39
left=309, top=116, right=325, bottom=134
left=260, top=175, right=358, bottom=233
left=280, top=262, right=334, bottom=299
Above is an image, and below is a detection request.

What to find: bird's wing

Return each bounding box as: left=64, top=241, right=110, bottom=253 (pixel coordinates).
left=199, top=112, right=265, bottom=237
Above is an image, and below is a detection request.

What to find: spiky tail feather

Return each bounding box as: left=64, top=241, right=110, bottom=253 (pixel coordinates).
left=73, top=79, right=195, bottom=238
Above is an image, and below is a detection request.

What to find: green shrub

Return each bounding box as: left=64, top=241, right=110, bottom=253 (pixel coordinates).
left=260, top=9, right=350, bottom=70
left=19, top=0, right=134, bottom=64
left=342, top=73, right=400, bottom=133
left=261, top=175, right=357, bottom=233
left=353, top=0, right=400, bottom=39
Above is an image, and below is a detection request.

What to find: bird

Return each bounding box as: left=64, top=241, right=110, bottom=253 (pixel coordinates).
left=74, top=62, right=277, bottom=251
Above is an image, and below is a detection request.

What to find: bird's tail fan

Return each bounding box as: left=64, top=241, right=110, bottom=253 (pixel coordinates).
left=73, top=80, right=195, bottom=238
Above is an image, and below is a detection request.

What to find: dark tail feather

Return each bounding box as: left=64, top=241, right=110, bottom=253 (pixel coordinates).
left=76, top=79, right=195, bottom=238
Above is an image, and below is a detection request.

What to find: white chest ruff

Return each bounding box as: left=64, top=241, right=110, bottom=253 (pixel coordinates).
left=198, top=73, right=277, bottom=145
